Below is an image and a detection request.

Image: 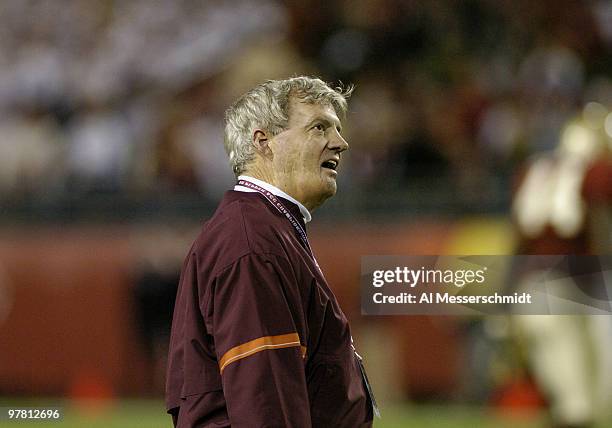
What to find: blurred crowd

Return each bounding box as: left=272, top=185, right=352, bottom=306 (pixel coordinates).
left=1, top=3, right=611, bottom=424
left=0, top=0, right=611, bottom=215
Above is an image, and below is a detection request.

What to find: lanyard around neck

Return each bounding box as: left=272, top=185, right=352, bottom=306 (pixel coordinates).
left=237, top=179, right=313, bottom=256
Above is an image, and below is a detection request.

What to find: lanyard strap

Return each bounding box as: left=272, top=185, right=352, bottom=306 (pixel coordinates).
left=237, top=180, right=313, bottom=256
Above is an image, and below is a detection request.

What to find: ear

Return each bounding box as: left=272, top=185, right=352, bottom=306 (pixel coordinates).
left=253, top=129, right=273, bottom=159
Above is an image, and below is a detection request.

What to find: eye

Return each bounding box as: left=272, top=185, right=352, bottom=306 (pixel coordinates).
left=312, top=123, right=325, bottom=132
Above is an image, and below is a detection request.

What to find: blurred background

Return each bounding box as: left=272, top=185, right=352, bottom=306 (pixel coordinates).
left=0, top=0, right=611, bottom=427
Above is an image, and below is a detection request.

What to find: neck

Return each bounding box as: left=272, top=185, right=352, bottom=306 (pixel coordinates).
left=243, top=167, right=314, bottom=210
left=238, top=173, right=313, bottom=223
left=243, top=165, right=275, bottom=189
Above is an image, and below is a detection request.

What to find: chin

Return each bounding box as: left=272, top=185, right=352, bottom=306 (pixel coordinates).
left=305, top=184, right=336, bottom=211
left=328, top=182, right=338, bottom=196
left=319, top=181, right=337, bottom=200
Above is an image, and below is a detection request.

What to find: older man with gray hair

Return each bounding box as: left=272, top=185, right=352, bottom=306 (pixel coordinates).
left=166, top=77, right=376, bottom=427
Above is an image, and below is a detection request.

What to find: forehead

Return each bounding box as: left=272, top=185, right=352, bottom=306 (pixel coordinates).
left=287, top=98, right=340, bottom=127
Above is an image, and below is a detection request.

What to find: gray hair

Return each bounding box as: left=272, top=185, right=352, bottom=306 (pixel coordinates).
left=223, top=76, right=353, bottom=176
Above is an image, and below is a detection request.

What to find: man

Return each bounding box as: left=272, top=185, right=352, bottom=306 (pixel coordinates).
left=166, top=77, right=375, bottom=427
left=512, top=115, right=612, bottom=428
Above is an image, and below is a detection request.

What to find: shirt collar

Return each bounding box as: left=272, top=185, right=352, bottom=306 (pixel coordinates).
left=234, top=175, right=312, bottom=223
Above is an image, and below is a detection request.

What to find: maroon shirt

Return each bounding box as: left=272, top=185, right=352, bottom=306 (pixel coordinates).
left=166, top=190, right=373, bottom=427
left=514, top=154, right=612, bottom=255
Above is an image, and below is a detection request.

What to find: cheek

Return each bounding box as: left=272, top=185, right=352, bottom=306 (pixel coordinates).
left=272, top=141, right=297, bottom=168
left=280, top=147, right=303, bottom=169
left=273, top=135, right=322, bottom=173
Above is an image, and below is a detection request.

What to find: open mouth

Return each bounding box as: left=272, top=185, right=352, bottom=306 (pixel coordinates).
left=321, top=160, right=338, bottom=171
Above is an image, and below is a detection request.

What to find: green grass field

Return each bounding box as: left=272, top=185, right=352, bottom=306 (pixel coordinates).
left=2, top=399, right=610, bottom=427
left=0, top=399, right=556, bottom=428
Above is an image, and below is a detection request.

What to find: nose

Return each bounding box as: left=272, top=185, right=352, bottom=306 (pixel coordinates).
left=329, top=129, right=349, bottom=153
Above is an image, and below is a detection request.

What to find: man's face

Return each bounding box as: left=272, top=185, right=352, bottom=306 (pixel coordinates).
left=268, top=98, right=349, bottom=211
